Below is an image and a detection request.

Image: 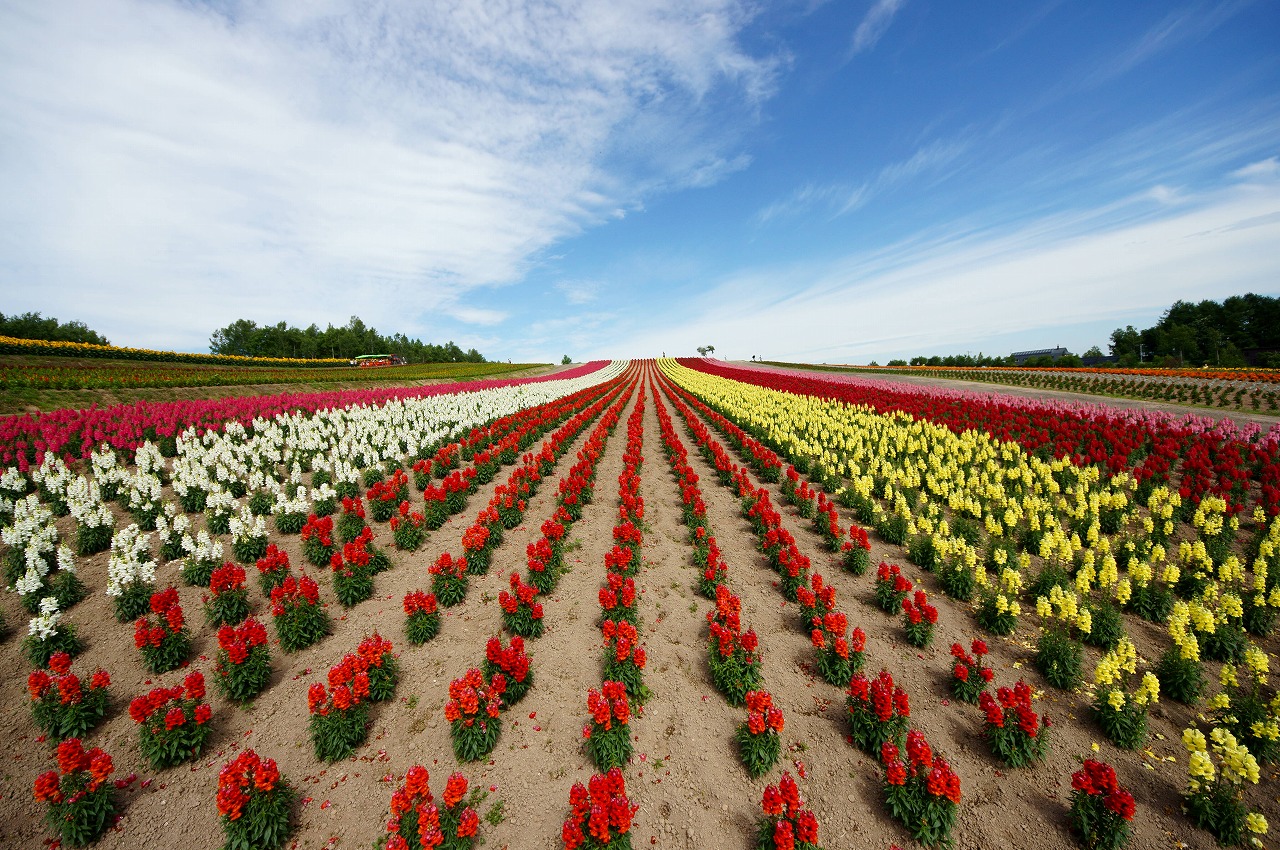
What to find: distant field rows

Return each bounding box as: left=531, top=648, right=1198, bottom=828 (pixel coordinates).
left=766, top=362, right=1280, bottom=413
left=0, top=359, right=541, bottom=391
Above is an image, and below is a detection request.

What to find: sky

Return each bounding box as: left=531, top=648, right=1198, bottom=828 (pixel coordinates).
left=1, top=0, right=1278, bottom=364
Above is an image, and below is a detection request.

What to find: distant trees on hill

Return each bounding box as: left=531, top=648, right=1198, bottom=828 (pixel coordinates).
left=875, top=294, right=1280, bottom=369
left=0, top=311, right=110, bottom=345
left=1108, top=294, right=1280, bottom=367
left=208, top=316, right=485, bottom=363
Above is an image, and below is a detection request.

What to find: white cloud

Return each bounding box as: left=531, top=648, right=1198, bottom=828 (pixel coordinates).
left=554, top=281, right=602, bottom=305
left=592, top=177, right=1280, bottom=361
left=0, top=0, right=777, bottom=351
left=1233, top=157, right=1279, bottom=181
left=850, top=0, right=906, bottom=57
left=1078, top=1, right=1254, bottom=89
left=1147, top=184, right=1184, bottom=205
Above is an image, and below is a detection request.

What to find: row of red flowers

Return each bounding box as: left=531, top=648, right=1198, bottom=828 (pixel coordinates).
left=652, top=374, right=823, bottom=849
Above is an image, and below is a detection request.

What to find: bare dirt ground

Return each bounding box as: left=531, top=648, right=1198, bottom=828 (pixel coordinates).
left=0, top=364, right=1274, bottom=850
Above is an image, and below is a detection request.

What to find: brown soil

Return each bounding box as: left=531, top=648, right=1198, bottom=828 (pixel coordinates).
left=0, top=365, right=1274, bottom=850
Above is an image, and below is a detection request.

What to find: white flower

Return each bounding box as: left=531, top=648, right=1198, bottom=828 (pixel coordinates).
left=107, top=524, right=156, bottom=595
left=27, top=596, right=62, bottom=640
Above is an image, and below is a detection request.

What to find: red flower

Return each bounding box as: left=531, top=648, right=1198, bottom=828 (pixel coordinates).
left=456, top=807, right=479, bottom=838
left=1104, top=789, right=1136, bottom=821
left=773, top=820, right=795, bottom=850
left=165, top=707, right=186, bottom=730
left=443, top=773, right=468, bottom=809
left=28, top=669, right=51, bottom=699
left=56, top=738, right=87, bottom=774
left=33, top=770, right=62, bottom=803
left=48, top=651, right=72, bottom=675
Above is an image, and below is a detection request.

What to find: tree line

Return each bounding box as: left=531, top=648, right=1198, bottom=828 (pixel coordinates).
left=0, top=311, right=111, bottom=346
left=873, top=294, right=1280, bottom=369
left=1106, top=293, right=1280, bottom=367
left=208, top=316, right=486, bottom=363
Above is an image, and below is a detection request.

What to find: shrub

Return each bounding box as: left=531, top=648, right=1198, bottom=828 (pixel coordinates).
left=403, top=590, right=442, bottom=645
left=1069, top=759, right=1135, bottom=850
left=133, top=587, right=191, bottom=674
left=27, top=652, right=111, bottom=741
left=735, top=690, right=784, bottom=779
left=214, top=617, right=272, bottom=704
left=129, top=670, right=213, bottom=769
left=879, top=731, right=960, bottom=848
left=33, top=739, right=116, bottom=847
left=216, top=749, right=296, bottom=850
left=979, top=680, right=1051, bottom=767
left=847, top=669, right=909, bottom=754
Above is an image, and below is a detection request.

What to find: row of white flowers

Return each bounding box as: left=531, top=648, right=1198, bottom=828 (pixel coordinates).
left=4, top=361, right=625, bottom=648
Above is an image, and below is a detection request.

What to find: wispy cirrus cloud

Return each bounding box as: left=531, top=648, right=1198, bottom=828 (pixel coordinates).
left=850, top=0, right=907, bottom=57
left=554, top=280, right=602, bottom=305
left=1233, top=157, right=1279, bottom=180
left=1110, top=1, right=1252, bottom=78
left=0, top=0, right=779, bottom=351
left=755, top=134, right=970, bottom=223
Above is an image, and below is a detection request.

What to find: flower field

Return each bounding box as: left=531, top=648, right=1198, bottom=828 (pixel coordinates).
left=772, top=361, right=1280, bottom=414
left=0, top=359, right=544, bottom=393
left=1, top=357, right=1277, bottom=850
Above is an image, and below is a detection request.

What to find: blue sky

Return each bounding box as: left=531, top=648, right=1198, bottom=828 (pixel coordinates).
left=2, top=0, right=1278, bottom=364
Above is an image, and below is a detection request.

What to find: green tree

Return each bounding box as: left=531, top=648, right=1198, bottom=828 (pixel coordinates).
left=209, top=318, right=260, bottom=356
left=0, top=311, right=110, bottom=345
left=208, top=316, right=488, bottom=361
left=1109, top=325, right=1141, bottom=359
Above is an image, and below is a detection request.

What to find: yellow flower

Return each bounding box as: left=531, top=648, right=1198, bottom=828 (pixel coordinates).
left=1187, top=750, right=1215, bottom=793
left=1075, top=607, right=1092, bottom=635
left=1134, top=672, right=1160, bottom=707
left=1183, top=727, right=1208, bottom=753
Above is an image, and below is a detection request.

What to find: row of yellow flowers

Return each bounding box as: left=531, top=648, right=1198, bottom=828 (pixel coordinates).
left=659, top=357, right=1275, bottom=844
left=0, top=335, right=349, bottom=368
